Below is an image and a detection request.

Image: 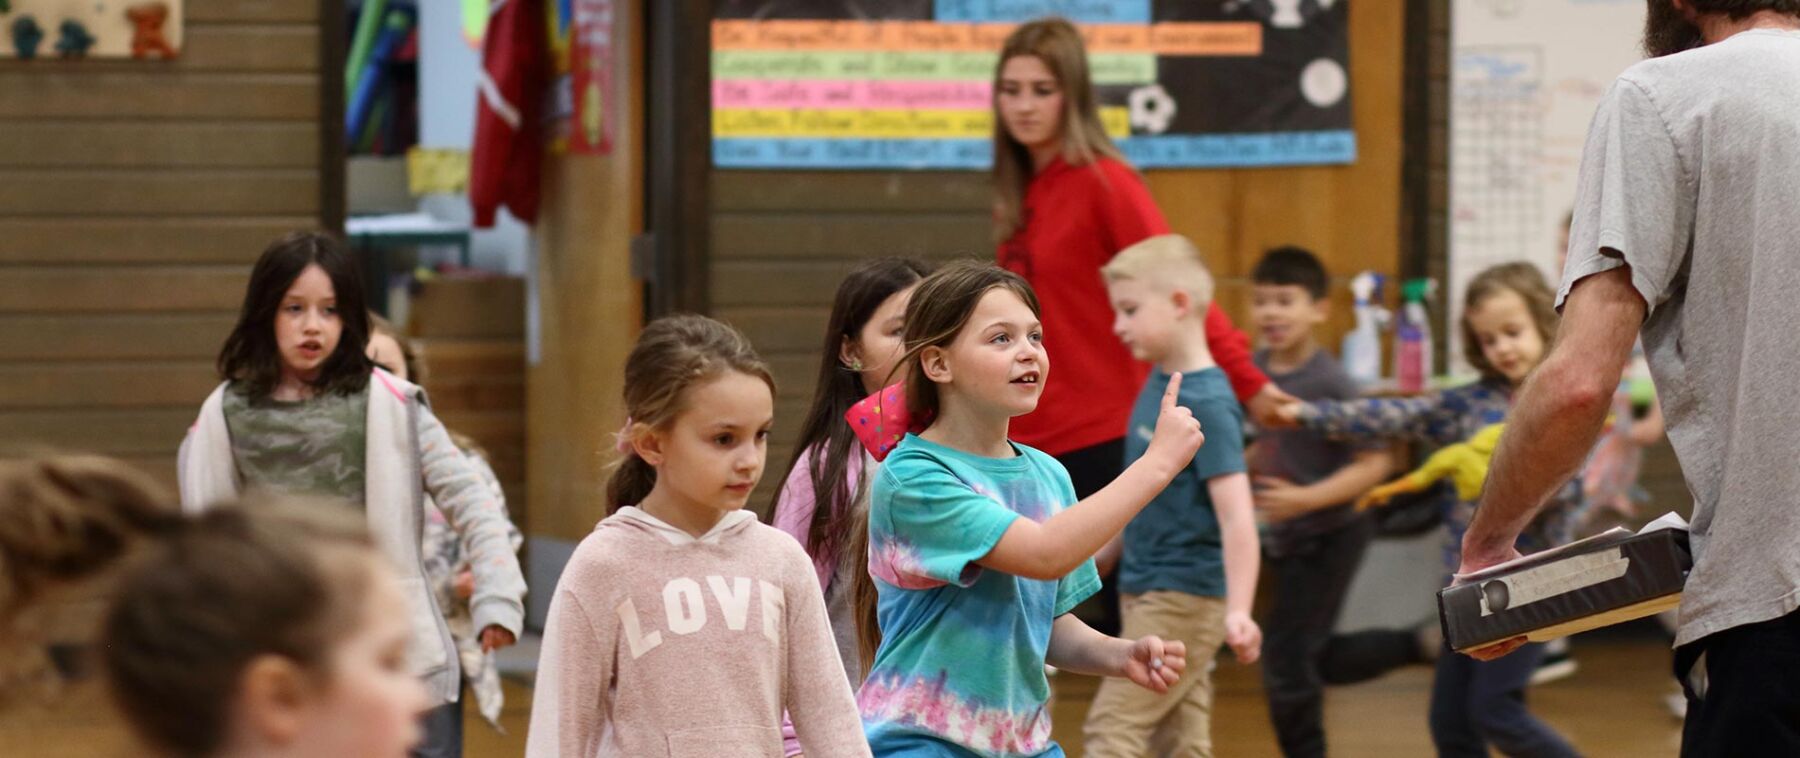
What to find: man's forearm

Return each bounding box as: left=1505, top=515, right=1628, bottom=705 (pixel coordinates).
left=1466, top=266, right=1645, bottom=561
left=1466, top=358, right=1612, bottom=556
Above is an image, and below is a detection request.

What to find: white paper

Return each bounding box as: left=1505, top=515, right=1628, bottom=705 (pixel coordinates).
left=1479, top=549, right=1631, bottom=616
left=1455, top=527, right=1631, bottom=584
left=1452, top=511, right=1688, bottom=584
left=1635, top=511, right=1690, bottom=534
left=346, top=212, right=470, bottom=235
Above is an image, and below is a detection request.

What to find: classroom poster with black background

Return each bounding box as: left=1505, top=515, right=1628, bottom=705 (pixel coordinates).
left=712, top=0, right=1355, bottom=169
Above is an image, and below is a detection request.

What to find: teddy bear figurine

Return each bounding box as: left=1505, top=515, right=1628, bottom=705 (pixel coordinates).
left=126, top=2, right=176, bottom=59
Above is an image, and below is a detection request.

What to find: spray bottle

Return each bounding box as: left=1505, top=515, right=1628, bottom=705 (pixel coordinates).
left=1341, top=272, right=1388, bottom=387
left=1395, top=278, right=1436, bottom=393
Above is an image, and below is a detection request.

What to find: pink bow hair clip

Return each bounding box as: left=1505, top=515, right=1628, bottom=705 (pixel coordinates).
left=844, top=383, right=932, bottom=462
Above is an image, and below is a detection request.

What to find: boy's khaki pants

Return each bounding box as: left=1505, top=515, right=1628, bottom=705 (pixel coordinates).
left=1083, top=591, right=1227, bottom=758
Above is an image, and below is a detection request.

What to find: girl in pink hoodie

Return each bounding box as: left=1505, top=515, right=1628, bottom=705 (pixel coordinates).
left=527, top=315, right=870, bottom=758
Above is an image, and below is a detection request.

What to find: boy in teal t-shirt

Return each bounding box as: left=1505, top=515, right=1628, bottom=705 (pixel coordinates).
left=861, top=433, right=1101, bottom=757
left=1085, top=235, right=1263, bottom=757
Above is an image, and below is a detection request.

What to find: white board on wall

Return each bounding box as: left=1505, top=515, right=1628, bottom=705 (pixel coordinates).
left=1447, top=0, right=1645, bottom=375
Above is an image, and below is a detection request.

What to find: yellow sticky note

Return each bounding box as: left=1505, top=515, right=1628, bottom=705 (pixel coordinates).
left=406, top=148, right=471, bottom=195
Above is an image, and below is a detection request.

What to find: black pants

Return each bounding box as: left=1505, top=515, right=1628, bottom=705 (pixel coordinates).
left=1260, top=517, right=1374, bottom=758
left=1057, top=437, right=1126, bottom=636
left=1676, top=608, right=1800, bottom=757
left=1314, top=626, right=1425, bottom=685
left=1429, top=641, right=1578, bottom=758
left=413, top=695, right=463, bottom=758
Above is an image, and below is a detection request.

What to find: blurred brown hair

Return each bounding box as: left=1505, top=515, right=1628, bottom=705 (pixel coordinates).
left=0, top=456, right=382, bottom=756
left=1461, top=262, right=1560, bottom=383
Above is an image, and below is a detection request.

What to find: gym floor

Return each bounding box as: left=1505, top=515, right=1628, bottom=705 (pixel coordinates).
left=2, top=625, right=1684, bottom=757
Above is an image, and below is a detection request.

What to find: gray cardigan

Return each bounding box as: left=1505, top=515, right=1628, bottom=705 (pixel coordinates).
left=179, top=369, right=527, bottom=706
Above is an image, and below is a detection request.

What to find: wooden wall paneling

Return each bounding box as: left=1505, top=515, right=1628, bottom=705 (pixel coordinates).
left=0, top=363, right=218, bottom=408
left=0, top=314, right=236, bottom=361
left=0, top=73, right=321, bottom=120
left=0, top=409, right=201, bottom=456
left=179, top=25, right=321, bottom=72
left=316, top=0, right=346, bottom=233
left=0, top=3, right=332, bottom=484
left=712, top=212, right=993, bottom=261
left=711, top=171, right=991, bottom=213
left=0, top=266, right=246, bottom=312
left=0, top=218, right=321, bottom=264
left=0, top=123, right=318, bottom=169
left=184, top=0, right=320, bottom=23
left=0, top=171, right=320, bottom=216
left=1420, top=0, right=1453, bottom=371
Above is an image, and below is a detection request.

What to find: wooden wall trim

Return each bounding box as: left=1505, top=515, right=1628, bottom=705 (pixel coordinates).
left=646, top=0, right=711, bottom=315
left=319, top=0, right=347, bottom=232
left=1408, top=0, right=1452, bottom=371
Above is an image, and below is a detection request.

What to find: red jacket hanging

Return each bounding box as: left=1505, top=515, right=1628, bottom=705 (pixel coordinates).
left=471, top=0, right=547, bottom=227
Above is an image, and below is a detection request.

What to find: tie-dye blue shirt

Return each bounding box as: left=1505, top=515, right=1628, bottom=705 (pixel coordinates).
left=860, top=434, right=1101, bottom=757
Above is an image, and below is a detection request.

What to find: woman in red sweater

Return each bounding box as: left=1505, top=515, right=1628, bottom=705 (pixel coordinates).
left=992, top=18, right=1291, bottom=498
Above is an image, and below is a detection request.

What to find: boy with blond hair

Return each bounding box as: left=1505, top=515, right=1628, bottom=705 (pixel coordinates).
left=1084, top=234, right=1262, bottom=758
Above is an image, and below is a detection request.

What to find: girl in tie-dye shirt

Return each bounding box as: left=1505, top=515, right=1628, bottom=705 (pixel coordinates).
left=857, top=262, right=1205, bottom=757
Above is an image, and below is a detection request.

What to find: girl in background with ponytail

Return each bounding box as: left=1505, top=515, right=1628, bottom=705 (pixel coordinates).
left=768, top=258, right=929, bottom=757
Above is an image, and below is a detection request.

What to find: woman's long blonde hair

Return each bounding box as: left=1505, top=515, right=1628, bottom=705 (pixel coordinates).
left=991, top=17, right=1124, bottom=243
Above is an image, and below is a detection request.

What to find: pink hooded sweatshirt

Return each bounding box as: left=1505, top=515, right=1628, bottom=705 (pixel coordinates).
left=526, top=507, right=869, bottom=758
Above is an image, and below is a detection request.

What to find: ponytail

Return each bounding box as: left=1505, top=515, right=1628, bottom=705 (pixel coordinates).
left=0, top=456, right=179, bottom=709
left=605, top=455, right=658, bottom=514
left=0, top=456, right=179, bottom=624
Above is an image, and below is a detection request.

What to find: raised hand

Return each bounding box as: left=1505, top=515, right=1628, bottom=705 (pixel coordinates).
left=1144, top=372, right=1205, bottom=476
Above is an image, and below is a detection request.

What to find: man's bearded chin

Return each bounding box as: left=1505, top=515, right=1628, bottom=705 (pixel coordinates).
left=1644, top=0, right=1704, bottom=57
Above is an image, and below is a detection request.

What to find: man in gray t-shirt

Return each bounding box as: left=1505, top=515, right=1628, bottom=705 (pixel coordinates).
left=1460, top=5, right=1800, bottom=755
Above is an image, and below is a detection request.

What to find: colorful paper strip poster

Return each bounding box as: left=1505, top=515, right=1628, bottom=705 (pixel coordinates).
left=711, top=0, right=1356, bottom=170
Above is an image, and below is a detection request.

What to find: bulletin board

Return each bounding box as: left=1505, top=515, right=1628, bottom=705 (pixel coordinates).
left=1446, top=0, right=1645, bottom=373
left=711, top=0, right=1356, bottom=170
left=1, top=0, right=181, bottom=60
